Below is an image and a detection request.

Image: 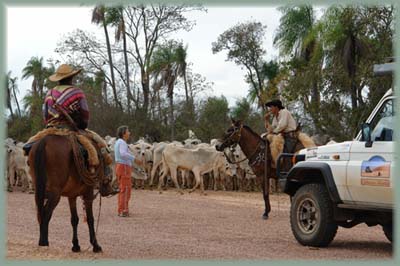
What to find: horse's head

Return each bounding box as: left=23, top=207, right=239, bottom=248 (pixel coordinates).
left=215, top=118, right=243, bottom=152
left=99, top=165, right=117, bottom=197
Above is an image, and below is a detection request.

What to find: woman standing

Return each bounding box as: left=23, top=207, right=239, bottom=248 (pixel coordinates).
left=114, top=126, right=141, bottom=217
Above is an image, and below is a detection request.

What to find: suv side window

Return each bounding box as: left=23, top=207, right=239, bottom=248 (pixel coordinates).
left=370, top=99, right=394, bottom=141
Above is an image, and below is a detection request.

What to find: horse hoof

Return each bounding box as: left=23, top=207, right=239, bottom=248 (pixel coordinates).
left=262, top=214, right=269, bottom=220
left=93, top=245, right=102, bottom=253
left=72, top=245, right=81, bottom=252
left=39, top=240, right=49, bottom=246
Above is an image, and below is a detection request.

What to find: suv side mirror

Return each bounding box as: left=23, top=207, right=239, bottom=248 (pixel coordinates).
left=361, top=123, right=373, bottom=147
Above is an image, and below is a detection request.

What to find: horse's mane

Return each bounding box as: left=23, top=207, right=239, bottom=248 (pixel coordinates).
left=242, top=125, right=264, bottom=142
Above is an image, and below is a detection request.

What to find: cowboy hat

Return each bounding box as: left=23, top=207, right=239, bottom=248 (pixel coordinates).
left=48, top=64, right=82, bottom=82
left=265, top=99, right=284, bottom=109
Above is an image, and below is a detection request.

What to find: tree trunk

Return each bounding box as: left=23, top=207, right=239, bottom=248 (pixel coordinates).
left=169, top=92, right=174, bottom=141
left=12, top=84, right=21, bottom=117
left=102, top=78, right=108, bottom=105
left=122, top=19, right=132, bottom=114
left=141, top=70, right=150, bottom=118
left=183, top=69, right=189, bottom=104
left=103, top=21, right=122, bottom=110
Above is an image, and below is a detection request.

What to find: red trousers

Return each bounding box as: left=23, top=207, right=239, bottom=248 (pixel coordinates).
left=116, top=163, right=132, bottom=214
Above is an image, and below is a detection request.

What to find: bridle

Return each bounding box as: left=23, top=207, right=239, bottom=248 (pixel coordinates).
left=221, top=124, right=265, bottom=165
left=219, top=124, right=243, bottom=148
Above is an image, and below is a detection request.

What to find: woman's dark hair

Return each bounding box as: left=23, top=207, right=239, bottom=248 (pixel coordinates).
left=117, top=125, right=129, bottom=139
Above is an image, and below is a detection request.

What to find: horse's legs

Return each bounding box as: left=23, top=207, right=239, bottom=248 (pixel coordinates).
left=83, top=197, right=102, bottom=253
left=38, top=191, right=61, bottom=246
left=68, top=197, right=81, bottom=252
left=261, top=176, right=271, bottom=220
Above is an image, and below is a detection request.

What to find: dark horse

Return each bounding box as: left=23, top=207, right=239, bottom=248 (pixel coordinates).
left=216, top=119, right=305, bottom=220
left=28, top=134, right=114, bottom=252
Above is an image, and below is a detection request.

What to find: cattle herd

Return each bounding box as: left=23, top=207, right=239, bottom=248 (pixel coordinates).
left=104, top=136, right=260, bottom=194
left=4, top=132, right=336, bottom=194
left=4, top=134, right=261, bottom=195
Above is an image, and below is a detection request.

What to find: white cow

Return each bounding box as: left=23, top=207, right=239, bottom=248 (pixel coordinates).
left=158, top=146, right=231, bottom=195
left=149, top=142, right=171, bottom=187
left=5, top=138, right=16, bottom=191
left=129, top=139, right=152, bottom=188
left=6, top=141, right=33, bottom=193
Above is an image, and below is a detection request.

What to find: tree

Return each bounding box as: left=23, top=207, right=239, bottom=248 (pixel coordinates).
left=22, top=56, right=50, bottom=120
left=212, top=21, right=268, bottom=110
left=92, top=5, right=122, bottom=110
left=149, top=40, right=187, bottom=140
left=322, top=6, right=370, bottom=110
left=107, top=6, right=135, bottom=113
left=197, top=96, right=230, bottom=142
left=124, top=4, right=205, bottom=118
left=274, top=5, right=324, bottom=133
left=6, top=72, right=22, bottom=118
left=22, top=56, right=46, bottom=98
left=5, top=72, right=14, bottom=118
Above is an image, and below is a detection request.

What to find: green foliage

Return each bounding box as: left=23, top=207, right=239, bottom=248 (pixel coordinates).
left=197, top=96, right=230, bottom=142
left=212, top=21, right=270, bottom=109
left=276, top=5, right=394, bottom=140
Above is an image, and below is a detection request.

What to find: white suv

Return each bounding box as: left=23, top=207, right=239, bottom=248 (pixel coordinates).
left=279, top=62, right=395, bottom=247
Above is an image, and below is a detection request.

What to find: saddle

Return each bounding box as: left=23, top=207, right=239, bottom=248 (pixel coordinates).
left=265, top=123, right=316, bottom=168
left=24, top=127, right=113, bottom=185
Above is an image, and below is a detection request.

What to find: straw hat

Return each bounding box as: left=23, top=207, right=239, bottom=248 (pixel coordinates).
left=49, top=64, right=82, bottom=82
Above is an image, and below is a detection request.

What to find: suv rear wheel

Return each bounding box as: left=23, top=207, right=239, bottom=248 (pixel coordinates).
left=290, top=183, right=338, bottom=247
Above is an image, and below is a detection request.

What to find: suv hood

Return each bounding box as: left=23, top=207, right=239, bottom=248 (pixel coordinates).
left=301, top=141, right=352, bottom=161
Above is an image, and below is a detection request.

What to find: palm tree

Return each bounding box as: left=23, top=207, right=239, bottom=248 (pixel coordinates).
left=22, top=56, right=51, bottom=118
left=5, top=72, right=14, bottom=118
left=274, top=6, right=315, bottom=59
left=175, top=44, right=189, bottom=104
left=322, top=6, right=369, bottom=109
left=149, top=41, right=186, bottom=140
left=22, top=56, right=46, bottom=98
left=274, top=5, right=323, bottom=131
left=7, top=72, right=22, bottom=118
left=92, top=5, right=122, bottom=110
left=107, top=6, right=134, bottom=114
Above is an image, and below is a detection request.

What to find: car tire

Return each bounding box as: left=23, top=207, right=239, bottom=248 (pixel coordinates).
left=290, top=183, right=338, bottom=247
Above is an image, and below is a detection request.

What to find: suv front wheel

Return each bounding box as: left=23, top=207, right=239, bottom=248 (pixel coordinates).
left=290, top=183, right=338, bottom=247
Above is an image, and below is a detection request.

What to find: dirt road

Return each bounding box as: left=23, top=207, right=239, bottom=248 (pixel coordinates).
left=6, top=189, right=392, bottom=260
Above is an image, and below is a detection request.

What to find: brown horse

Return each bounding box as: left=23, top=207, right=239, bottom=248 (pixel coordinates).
left=216, top=119, right=306, bottom=219
left=28, top=134, right=114, bottom=252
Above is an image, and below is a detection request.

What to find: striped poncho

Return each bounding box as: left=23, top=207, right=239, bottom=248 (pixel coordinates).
left=43, top=85, right=89, bottom=129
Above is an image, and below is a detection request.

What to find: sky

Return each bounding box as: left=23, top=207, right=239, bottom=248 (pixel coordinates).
left=6, top=5, right=286, bottom=108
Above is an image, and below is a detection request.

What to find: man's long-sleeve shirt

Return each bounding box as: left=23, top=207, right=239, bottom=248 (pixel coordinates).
left=271, top=109, right=297, bottom=133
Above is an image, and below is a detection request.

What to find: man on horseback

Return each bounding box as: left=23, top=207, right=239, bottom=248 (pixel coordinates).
left=264, top=99, right=315, bottom=167
left=264, top=99, right=297, bottom=135
left=25, top=64, right=113, bottom=178
left=44, top=64, right=89, bottom=130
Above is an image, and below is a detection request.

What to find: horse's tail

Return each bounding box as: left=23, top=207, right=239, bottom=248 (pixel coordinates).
left=34, top=136, right=48, bottom=219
